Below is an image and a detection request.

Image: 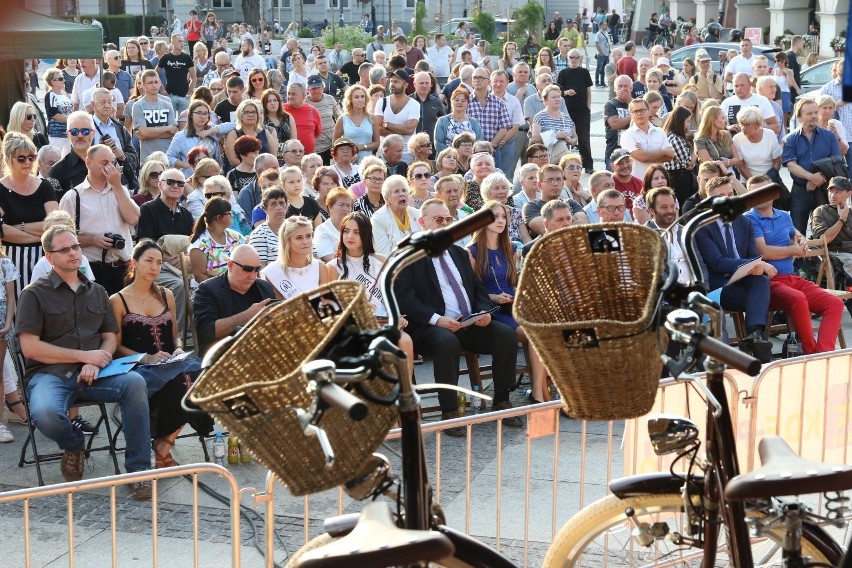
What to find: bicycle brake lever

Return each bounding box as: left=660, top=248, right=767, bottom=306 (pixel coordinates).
left=297, top=409, right=335, bottom=469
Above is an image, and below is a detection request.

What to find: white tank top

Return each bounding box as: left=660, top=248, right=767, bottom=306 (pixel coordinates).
left=261, top=258, right=321, bottom=299
left=329, top=254, right=386, bottom=316
left=772, top=68, right=790, bottom=93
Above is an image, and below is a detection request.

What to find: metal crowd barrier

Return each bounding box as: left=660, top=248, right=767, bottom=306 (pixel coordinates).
left=3, top=350, right=852, bottom=567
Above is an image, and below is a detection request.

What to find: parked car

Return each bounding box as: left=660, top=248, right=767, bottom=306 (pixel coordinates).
left=797, top=57, right=838, bottom=95
left=668, top=42, right=781, bottom=74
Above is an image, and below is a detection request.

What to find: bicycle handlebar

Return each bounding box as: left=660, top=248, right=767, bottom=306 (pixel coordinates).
left=694, top=335, right=762, bottom=376
left=319, top=380, right=369, bottom=421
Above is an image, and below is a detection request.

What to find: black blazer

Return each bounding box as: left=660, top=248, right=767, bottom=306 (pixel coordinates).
left=394, top=245, right=491, bottom=334
left=95, top=117, right=139, bottom=191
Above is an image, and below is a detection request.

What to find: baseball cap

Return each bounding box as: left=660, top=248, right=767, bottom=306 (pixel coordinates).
left=307, top=74, right=324, bottom=88
left=388, top=68, right=409, bottom=82
left=828, top=176, right=852, bottom=191
left=657, top=57, right=671, bottom=67
left=697, top=51, right=712, bottom=62
left=611, top=148, right=631, bottom=164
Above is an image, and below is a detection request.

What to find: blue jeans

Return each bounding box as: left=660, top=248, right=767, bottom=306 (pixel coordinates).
left=595, top=54, right=609, bottom=85
left=495, top=139, right=516, bottom=174
left=28, top=370, right=151, bottom=473
left=168, top=94, right=189, bottom=115
left=789, top=183, right=816, bottom=236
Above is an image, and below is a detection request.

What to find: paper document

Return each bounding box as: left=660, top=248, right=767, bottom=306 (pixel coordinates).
left=97, top=353, right=144, bottom=379
left=726, top=257, right=762, bottom=287
left=456, top=307, right=500, bottom=328
left=142, top=351, right=192, bottom=366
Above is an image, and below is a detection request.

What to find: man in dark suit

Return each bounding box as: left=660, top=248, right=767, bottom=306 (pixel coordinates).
left=193, top=244, right=276, bottom=356
left=694, top=177, right=775, bottom=362
left=395, top=199, right=522, bottom=434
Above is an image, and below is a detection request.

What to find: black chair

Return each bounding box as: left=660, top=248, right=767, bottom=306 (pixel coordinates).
left=11, top=335, right=121, bottom=486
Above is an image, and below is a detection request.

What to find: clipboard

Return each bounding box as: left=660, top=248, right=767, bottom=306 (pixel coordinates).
left=456, top=306, right=500, bottom=328
left=97, top=353, right=144, bottom=379
left=726, top=257, right=762, bottom=287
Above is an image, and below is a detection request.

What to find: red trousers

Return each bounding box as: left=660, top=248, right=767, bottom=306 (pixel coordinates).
left=768, top=274, right=845, bottom=354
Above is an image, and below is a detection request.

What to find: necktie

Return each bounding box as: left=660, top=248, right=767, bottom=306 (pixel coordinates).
left=437, top=253, right=470, bottom=317
left=723, top=223, right=736, bottom=258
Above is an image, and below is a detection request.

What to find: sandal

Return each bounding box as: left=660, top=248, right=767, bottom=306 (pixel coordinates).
left=5, top=400, right=28, bottom=425
left=155, top=453, right=179, bottom=468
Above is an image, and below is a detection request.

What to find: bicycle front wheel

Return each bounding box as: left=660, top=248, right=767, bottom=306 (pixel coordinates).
left=543, top=492, right=839, bottom=567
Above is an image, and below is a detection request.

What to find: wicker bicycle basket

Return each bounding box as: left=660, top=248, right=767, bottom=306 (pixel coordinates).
left=513, top=223, right=668, bottom=421
left=188, top=281, right=398, bottom=496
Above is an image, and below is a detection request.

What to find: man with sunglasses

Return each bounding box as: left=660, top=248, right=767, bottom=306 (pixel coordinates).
left=49, top=111, right=97, bottom=195
left=136, top=168, right=194, bottom=334
left=58, top=144, right=139, bottom=295
left=193, top=244, right=276, bottom=356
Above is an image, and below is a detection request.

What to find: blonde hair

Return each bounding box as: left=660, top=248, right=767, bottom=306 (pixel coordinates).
left=235, top=99, right=264, bottom=130
left=342, top=84, right=373, bottom=121
left=277, top=216, right=314, bottom=275
left=698, top=106, right=732, bottom=148
left=43, top=209, right=76, bottom=231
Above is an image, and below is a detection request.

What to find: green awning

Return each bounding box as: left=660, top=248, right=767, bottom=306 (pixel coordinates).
left=0, top=7, right=103, bottom=60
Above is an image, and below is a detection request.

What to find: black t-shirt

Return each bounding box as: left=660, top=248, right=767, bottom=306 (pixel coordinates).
left=136, top=197, right=194, bottom=242
left=0, top=179, right=58, bottom=245
left=215, top=99, right=239, bottom=124
left=603, top=98, right=629, bottom=159
left=158, top=52, right=193, bottom=97
left=286, top=196, right=322, bottom=220
left=339, top=61, right=359, bottom=86
left=226, top=168, right=257, bottom=194
left=556, top=67, right=593, bottom=111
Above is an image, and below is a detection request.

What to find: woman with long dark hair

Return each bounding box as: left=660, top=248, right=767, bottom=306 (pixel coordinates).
left=632, top=165, right=672, bottom=224
left=262, top=88, right=295, bottom=165
left=466, top=201, right=550, bottom=403
left=110, top=240, right=211, bottom=468
left=662, top=106, right=698, bottom=206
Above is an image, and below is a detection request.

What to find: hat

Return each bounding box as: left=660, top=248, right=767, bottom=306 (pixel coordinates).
left=657, top=57, right=671, bottom=67
left=388, top=68, right=409, bottom=82
left=697, top=51, right=712, bottom=62
left=332, top=137, right=359, bottom=152
left=307, top=74, right=324, bottom=88
left=611, top=148, right=631, bottom=164
left=828, top=176, right=852, bottom=191
left=566, top=19, right=573, bottom=23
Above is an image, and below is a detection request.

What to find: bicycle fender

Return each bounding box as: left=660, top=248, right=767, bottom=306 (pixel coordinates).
left=436, top=525, right=521, bottom=568
left=609, top=472, right=704, bottom=498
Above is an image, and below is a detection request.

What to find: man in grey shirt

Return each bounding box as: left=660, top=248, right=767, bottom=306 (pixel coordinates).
left=305, top=74, right=342, bottom=164
left=523, top=68, right=567, bottom=123
left=132, top=69, right=178, bottom=162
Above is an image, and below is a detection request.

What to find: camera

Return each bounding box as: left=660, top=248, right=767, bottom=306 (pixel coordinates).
left=104, top=232, right=126, bottom=250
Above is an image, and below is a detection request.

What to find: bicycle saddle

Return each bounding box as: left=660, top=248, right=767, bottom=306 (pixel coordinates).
left=725, top=436, right=852, bottom=501
left=298, top=501, right=455, bottom=568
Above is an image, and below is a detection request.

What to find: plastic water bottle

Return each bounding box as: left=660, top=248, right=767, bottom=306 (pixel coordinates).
left=213, top=432, right=226, bottom=465
left=471, top=385, right=482, bottom=414
left=150, top=447, right=156, bottom=469
left=784, top=332, right=802, bottom=359
left=457, top=391, right=466, bottom=416
left=239, top=442, right=251, bottom=464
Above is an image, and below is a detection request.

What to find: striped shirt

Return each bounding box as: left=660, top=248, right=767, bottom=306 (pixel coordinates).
left=467, top=93, right=511, bottom=141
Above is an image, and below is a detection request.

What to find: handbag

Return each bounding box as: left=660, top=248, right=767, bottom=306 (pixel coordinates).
left=548, top=114, right=574, bottom=165
left=766, top=167, right=791, bottom=211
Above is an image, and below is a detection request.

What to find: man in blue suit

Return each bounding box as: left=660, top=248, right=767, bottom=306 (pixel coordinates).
left=694, top=176, right=775, bottom=362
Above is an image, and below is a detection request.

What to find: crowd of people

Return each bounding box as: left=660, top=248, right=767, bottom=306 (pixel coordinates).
left=0, top=9, right=850, bottom=487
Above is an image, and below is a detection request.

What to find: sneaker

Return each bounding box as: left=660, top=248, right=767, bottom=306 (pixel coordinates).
left=71, top=415, right=98, bottom=433
left=0, top=424, right=13, bottom=443
left=60, top=449, right=85, bottom=482
left=130, top=480, right=153, bottom=500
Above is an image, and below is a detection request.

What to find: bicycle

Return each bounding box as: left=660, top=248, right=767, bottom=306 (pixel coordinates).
left=642, top=26, right=670, bottom=50
left=186, top=183, right=852, bottom=567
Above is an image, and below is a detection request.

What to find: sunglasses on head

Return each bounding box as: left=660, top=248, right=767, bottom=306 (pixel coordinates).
left=69, top=128, right=93, bottom=137
left=14, top=154, right=37, bottom=163
left=232, top=260, right=263, bottom=273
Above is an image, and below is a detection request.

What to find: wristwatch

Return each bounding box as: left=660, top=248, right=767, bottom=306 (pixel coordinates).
left=383, top=121, right=388, bottom=129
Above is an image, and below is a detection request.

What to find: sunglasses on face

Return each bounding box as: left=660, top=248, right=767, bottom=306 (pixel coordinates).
left=232, top=260, right=263, bottom=273
left=49, top=243, right=83, bottom=254
left=163, top=179, right=186, bottom=187
left=148, top=171, right=163, bottom=178
left=25, top=114, right=36, bottom=120
left=14, top=154, right=37, bottom=163
left=69, top=128, right=93, bottom=137
left=205, top=191, right=226, bottom=199
left=429, top=215, right=454, bottom=224
left=251, top=77, right=265, bottom=83
left=412, top=172, right=430, bottom=180
left=210, top=87, right=224, bottom=92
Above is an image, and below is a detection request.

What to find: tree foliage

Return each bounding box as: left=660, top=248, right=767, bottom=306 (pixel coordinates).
left=242, top=0, right=261, bottom=28
left=321, top=25, right=371, bottom=50
left=472, top=12, right=496, bottom=43
left=512, top=3, right=545, bottom=41
left=413, top=1, right=428, bottom=37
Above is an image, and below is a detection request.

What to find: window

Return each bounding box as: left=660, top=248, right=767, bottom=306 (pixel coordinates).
left=329, top=0, right=350, bottom=8
left=212, top=0, right=233, bottom=8
left=405, top=0, right=415, bottom=7
left=272, top=0, right=292, bottom=7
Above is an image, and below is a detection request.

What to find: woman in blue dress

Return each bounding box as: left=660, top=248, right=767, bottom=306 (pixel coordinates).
left=467, top=201, right=551, bottom=403
left=332, top=84, right=379, bottom=163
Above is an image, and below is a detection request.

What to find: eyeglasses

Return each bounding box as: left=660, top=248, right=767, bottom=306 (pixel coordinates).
left=543, top=177, right=564, bottom=184
left=68, top=128, right=93, bottom=136
left=210, top=87, right=224, bottom=92
left=192, top=111, right=210, bottom=117
left=48, top=243, right=82, bottom=254
left=163, top=179, right=186, bottom=187
left=456, top=143, right=473, bottom=148
left=568, top=55, right=581, bottom=59
left=232, top=260, right=263, bottom=273
left=601, top=204, right=627, bottom=213
left=629, top=109, right=648, bottom=114
left=284, top=149, right=304, bottom=154
left=418, top=143, right=432, bottom=149
left=531, top=154, right=548, bottom=160
left=428, top=215, right=454, bottom=224
left=251, top=77, right=266, bottom=83
left=412, top=172, right=430, bottom=180
left=564, top=164, right=582, bottom=171
left=148, top=171, right=163, bottom=178
left=25, top=114, right=36, bottom=120
left=365, top=176, right=386, bottom=183
left=472, top=76, right=488, bottom=81
left=14, top=154, right=37, bottom=163
left=205, top=191, right=226, bottom=199
left=242, top=109, right=258, bottom=115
